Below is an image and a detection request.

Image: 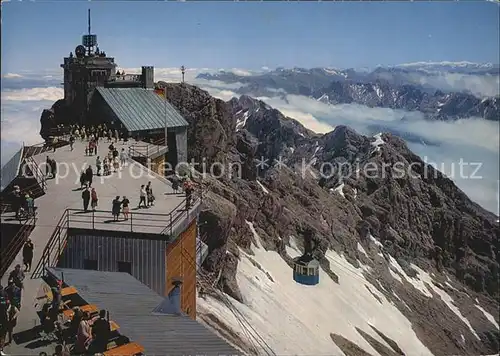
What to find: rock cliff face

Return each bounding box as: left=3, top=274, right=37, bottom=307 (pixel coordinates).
left=39, top=99, right=75, bottom=140
left=161, top=83, right=499, bottom=355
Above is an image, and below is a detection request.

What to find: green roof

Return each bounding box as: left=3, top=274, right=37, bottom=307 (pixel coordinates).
left=96, top=87, right=188, bottom=132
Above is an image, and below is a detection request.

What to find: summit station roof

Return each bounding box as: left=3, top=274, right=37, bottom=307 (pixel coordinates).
left=95, top=87, right=188, bottom=132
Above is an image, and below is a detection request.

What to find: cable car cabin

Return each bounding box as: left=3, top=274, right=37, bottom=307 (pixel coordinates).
left=293, top=254, right=320, bottom=285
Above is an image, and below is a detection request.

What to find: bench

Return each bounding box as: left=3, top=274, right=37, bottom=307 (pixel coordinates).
left=44, top=286, right=78, bottom=301
left=61, top=286, right=77, bottom=297
left=103, top=342, right=144, bottom=356
left=63, top=304, right=99, bottom=319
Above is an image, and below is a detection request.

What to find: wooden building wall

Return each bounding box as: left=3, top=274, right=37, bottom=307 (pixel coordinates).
left=150, top=155, right=166, bottom=176
left=166, top=219, right=197, bottom=319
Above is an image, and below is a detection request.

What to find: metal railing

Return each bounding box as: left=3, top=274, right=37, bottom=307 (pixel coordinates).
left=108, top=74, right=142, bottom=82
left=128, top=138, right=166, bottom=159
left=31, top=210, right=69, bottom=279
left=66, top=208, right=177, bottom=233
left=24, top=156, right=47, bottom=191
left=0, top=211, right=37, bottom=277
left=30, top=190, right=203, bottom=279
left=22, top=138, right=69, bottom=160
left=160, top=190, right=202, bottom=236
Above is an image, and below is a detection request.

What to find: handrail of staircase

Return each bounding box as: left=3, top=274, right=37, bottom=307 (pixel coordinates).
left=0, top=176, right=48, bottom=215
left=31, top=209, right=69, bottom=279
left=24, top=156, right=47, bottom=191
left=128, top=145, right=149, bottom=160
left=0, top=211, right=37, bottom=278
left=128, top=136, right=166, bottom=158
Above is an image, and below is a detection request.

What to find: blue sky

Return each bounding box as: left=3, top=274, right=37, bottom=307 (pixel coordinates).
left=2, top=1, right=499, bottom=73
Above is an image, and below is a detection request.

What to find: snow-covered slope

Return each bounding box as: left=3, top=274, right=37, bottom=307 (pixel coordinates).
left=198, top=228, right=437, bottom=356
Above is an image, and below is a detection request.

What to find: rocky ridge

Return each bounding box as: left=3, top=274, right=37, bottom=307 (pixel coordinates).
left=160, top=82, right=499, bottom=356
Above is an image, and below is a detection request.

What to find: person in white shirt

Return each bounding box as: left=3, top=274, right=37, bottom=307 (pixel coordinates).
left=119, top=148, right=128, bottom=167
left=138, top=185, right=147, bottom=208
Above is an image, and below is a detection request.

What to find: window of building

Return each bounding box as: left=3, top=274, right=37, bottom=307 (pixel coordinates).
left=83, top=259, right=98, bottom=270
left=117, top=261, right=132, bottom=274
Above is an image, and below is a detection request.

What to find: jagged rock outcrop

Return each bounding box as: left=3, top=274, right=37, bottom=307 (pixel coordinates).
left=162, top=83, right=499, bottom=355
left=39, top=99, right=75, bottom=140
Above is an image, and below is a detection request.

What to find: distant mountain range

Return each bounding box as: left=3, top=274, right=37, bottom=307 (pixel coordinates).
left=197, top=65, right=500, bottom=121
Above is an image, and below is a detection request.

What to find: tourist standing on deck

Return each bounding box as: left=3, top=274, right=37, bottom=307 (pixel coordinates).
left=82, top=186, right=91, bottom=212
left=146, top=182, right=154, bottom=207
left=171, top=175, right=180, bottom=194
left=121, top=196, right=130, bottom=220
left=88, top=140, right=95, bottom=156
left=111, top=196, right=122, bottom=221
left=103, top=158, right=110, bottom=176
left=0, top=296, right=8, bottom=355
left=184, top=179, right=194, bottom=209
left=4, top=281, right=21, bottom=311
left=91, top=188, right=98, bottom=211
left=11, top=186, right=22, bottom=219
left=5, top=301, right=19, bottom=346
left=85, top=166, right=94, bottom=187
left=22, top=239, right=34, bottom=272
left=113, top=155, right=120, bottom=173
left=51, top=285, right=62, bottom=313
left=138, top=185, right=147, bottom=208
left=50, top=158, right=57, bottom=179
left=96, top=156, right=102, bottom=176
left=79, top=171, right=87, bottom=189
left=25, top=192, right=34, bottom=217
left=114, top=129, right=119, bottom=143
left=69, top=134, right=75, bottom=151
left=45, top=156, right=51, bottom=177
left=9, top=265, right=24, bottom=290
left=120, top=148, right=128, bottom=167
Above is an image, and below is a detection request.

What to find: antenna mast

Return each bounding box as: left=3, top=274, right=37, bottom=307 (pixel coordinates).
left=83, top=9, right=97, bottom=56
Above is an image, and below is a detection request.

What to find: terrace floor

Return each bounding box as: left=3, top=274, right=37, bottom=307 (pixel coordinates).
left=0, top=139, right=198, bottom=355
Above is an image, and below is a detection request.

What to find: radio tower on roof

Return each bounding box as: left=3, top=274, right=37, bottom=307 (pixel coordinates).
left=83, top=9, right=97, bottom=56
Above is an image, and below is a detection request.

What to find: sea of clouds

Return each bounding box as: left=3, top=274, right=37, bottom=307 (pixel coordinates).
left=1, top=66, right=498, bottom=214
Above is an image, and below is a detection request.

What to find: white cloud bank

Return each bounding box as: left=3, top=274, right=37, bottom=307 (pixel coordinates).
left=1, top=68, right=498, bottom=214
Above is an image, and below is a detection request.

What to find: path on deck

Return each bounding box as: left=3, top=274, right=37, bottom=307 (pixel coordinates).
left=1, top=139, right=185, bottom=355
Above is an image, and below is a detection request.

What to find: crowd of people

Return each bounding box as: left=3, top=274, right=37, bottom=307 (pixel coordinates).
left=68, top=124, right=128, bottom=145
left=0, top=264, right=26, bottom=354
left=10, top=186, right=36, bottom=220
left=36, top=281, right=113, bottom=355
